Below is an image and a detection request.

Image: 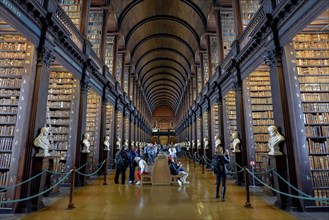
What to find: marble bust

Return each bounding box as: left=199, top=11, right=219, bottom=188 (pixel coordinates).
left=33, top=127, right=51, bottom=157
left=131, top=141, right=135, bottom=148
left=214, top=134, right=221, bottom=149
left=192, top=140, right=195, bottom=149
left=232, top=132, right=241, bottom=153
left=116, top=137, right=121, bottom=149
left=82, top=133, right=91, bottom=153
left=203, top=137, right=209, bottom=149
left=124, top=139, right=128, bottom=149
left=187, top=141, right=191, bottom=150
left=268, top=126, right=285, bottom=155
left=197, top=139, right=201, bottom=149
left=104, top=135, right=110, bottom=151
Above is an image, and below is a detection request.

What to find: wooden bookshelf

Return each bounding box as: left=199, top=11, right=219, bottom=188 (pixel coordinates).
left=211, top=103, right=219, bottom=148
left=58, top=0, right=82, bottom=29
left=210, top=36, right=219, bottom=75
left=116, top=111, right=123, bottom=149
left=105, top=36, right=115, bottom=75
left=223, top=90, right=237, bottom=153
left=0, top=18, right=36, bottom=210
left=47, top=71, right=78, bottom=173
left=87, top=10, right=103, bottom=58
left=85, top=89, right=101, bottom=173
left=240, top=0, right=260, bottom=29
left=246, top=69, right=273, bottom=182
left=293, top=33, right=329, bottom=206
left=220, top=9, right=235, bottom=57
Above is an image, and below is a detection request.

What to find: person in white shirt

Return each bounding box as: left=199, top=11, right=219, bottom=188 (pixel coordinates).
left=134, top=157, right=150, bottom=185
left=168, top=145, right=177, bottom=160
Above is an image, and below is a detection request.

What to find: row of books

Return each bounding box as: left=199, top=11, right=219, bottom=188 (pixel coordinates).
left=297, top=67, right=328, bottom=75
left=0, top=153, right=11, bottom=168
left=0, top=138, right=12, bottom=151
left=304, top=113, right=329, bottom=124
left=0, top=171, right=8, bottom=187
left=0, top=116, right=16, bottom=123
left=0, top=125, right=14, bottom=135
left=301, top=93, right=329, bottom=102
left=309, top=156, right=329, bottom=170
left=305, top=126, right=329, bottom=137
left=311, top=171, right=329, bottom=187
left=307, top=139, right=329, bottom=154
left=313, top=189, right=329, bottom=207
left=302, top=103, right=329, bottom=112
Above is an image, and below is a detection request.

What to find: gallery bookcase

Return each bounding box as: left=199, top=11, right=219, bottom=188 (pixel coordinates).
left=85, top=89, right=101, bottom=174
left=223, top=90, right=237, bottom=153
left=58, top=0, right=82, bottom=29
left=47, top=70, right=79, bottom=173
left=211, top=103, right=219, bottom=149
left=0, top=18, right=36, bottom=210
left=244, top=67, right=273, bottom=183
left=87, top=10, right=103, bottom=58
left=292, top=33, right=329, bottom=207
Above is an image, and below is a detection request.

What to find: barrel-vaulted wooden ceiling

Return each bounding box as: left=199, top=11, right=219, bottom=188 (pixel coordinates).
left=92, top=0, right=232, bottom=114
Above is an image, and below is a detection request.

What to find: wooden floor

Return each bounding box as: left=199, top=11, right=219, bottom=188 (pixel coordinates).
left=21, top=160, right=299, bottom=220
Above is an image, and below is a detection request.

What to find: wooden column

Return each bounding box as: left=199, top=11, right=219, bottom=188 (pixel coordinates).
left=214, top=9, right=224, bottom=63
left=112, top=97, right=119, bottom=158
left=120, top=54, right=125, bottom=89
left=265, top=48, right=296, bottom=210
left=234, top=66, right=247, bottom=186
left=98, top=89, right=108, bottom=174
left=75, top=72, right=90, bottom=186
left=112, top=36, right=118, bottom=77
left=206, top=35, right=213, bottom=78
left=195, top=66, right=199, bottom=95
left=99, top=9, right=109, bottom=63
left=232, top=0, right=243, bottom=38
left=218, top=87, right=226, bottom=154
left=79, top=0, right=91, bottom=36
left=20, top=47, right=55, bottom=211
left=200, top=53, right=205, bottom=91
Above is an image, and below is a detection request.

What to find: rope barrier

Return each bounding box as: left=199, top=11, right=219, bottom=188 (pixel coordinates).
left=76, top=161, right=89, bottom=171
left=0, top=170, right=73, bottom=204
left=75, top=160, right=106, bottom=177
left=45, top=170, right=68, bottom=175
left=246, top=169, right=329, bottom=201
left=0, top=170, right=48, bottom=193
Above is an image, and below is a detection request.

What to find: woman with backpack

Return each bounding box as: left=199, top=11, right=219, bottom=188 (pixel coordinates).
left=212, top=147, right=230, bottom=201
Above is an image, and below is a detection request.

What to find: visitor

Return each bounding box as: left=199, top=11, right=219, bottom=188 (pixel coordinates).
left=212, top=147, right=230, bottom=201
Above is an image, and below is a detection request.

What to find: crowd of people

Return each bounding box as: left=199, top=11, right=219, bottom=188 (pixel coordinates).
left=114, top=143, right=185, bottom=185
left=113, top=142, right=230, bottom=201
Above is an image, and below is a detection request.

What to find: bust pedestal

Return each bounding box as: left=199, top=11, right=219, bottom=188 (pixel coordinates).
left=44, top=156, right=61, bottom=197
left=78, top=152, right=89, bottom=186
left=31, top=157, right=50, bottom=211
left=269, top=155, right=291, bottom=210
left=234, top=152, right=244, bottom=186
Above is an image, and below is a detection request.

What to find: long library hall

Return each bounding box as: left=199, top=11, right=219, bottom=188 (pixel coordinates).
left=0, top=0, right=329, bottom=220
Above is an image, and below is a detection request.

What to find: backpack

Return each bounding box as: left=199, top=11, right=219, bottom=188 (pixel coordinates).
left=115, top=150, right=127, bottom=168
left=211, top=156, right=225, bottom=174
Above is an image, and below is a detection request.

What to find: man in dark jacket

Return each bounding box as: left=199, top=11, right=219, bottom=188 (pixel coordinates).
left=168, top=156, right=189, bottom=186
left=128, top=146, right=138, bottom=184
left=212, top=147, right=230, bottom=201
left=114, top=146, right=129, bottom=184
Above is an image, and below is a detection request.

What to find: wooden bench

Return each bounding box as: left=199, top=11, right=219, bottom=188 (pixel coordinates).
left=170, top=173, right=185, bottom=185
left=140, top=155, right=187, bottom=186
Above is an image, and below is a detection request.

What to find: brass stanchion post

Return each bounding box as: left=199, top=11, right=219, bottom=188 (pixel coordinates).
left=103, top=159, right=108, bottom=185
left=202, top=155, right=205, bottom=174
left=244, top=166, right=252, bottom=208
left=194, top=152, right=196, bottom=168
left=68, top=168, right=76, bottom=209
